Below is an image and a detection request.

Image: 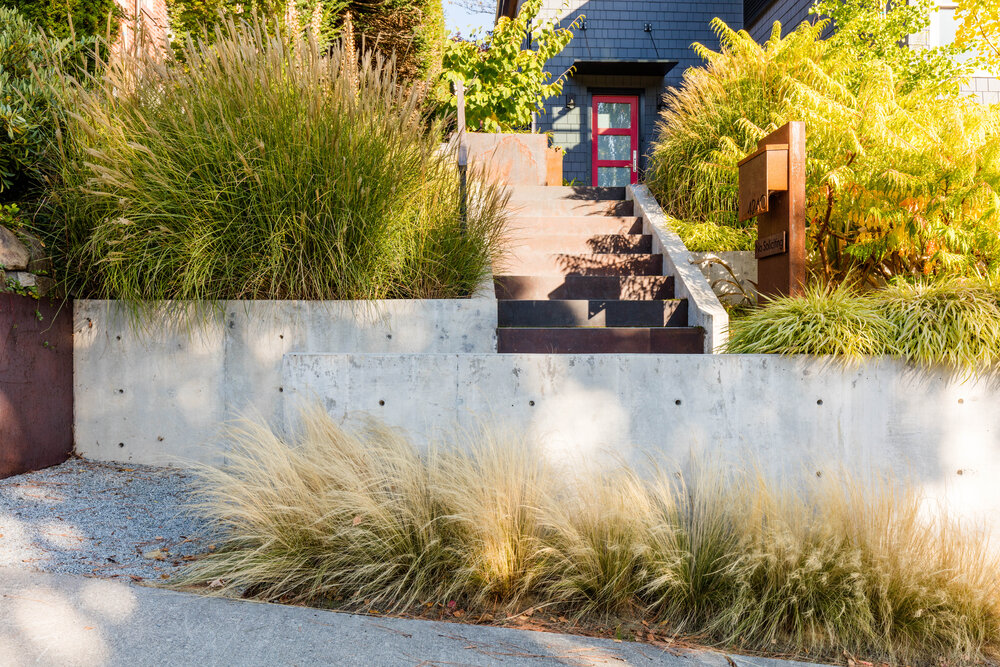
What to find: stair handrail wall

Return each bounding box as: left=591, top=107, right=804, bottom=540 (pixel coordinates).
left=627, top=185, right=729, bottom=353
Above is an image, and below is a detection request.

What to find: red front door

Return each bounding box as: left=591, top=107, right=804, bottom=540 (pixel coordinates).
left=592, top=95, right=639, bottom=187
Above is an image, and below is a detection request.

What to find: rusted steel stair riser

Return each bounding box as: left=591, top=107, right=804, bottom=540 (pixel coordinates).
left=494, top=186, right=704, bottom=354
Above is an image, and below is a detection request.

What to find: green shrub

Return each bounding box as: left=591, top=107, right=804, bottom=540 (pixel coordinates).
left=725, top=279, right=1000, bottom=371
left=877, top=279, right=1000, bottom=370
left=0, top=0, right=120, bottom=43
left=666, top=216, right=755, bottom=252
left=725, top=283, right=892, bottom=358
left=168, top=0, right=442, bottom=80
left=647, top=18, right=1000, bottom=284
left=181, top=407, right=1000, bottom=665
left=44, top=17, right=507, bottom=301
left=0, top=6, right=85, bottom=201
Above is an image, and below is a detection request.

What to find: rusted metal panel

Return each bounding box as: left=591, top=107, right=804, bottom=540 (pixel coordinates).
left=737, top=144, right=789, bottom=222
left=0, top=294, right=73, bottom=479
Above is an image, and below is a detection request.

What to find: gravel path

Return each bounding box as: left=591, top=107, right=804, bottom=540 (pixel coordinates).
left=0, top=458, right=210, bottom=583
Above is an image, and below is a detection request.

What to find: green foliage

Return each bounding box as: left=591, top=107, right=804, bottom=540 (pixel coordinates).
left=726, top=279, right=1000, bottom=371
left=0, top=0, right=121, bottom=42
left=181, top=406, right=1000, bottom=665
left=878, top=278, right=1000, bottom=369
left=666, top=215, right=755, bottom=252
left=726, top=282, right=892, bottom=358
left=44, top=17, right=507, bottom=301
left=811, top=0, right=970, bottom=93
left=167, top=0, right=443, bottom=80
left=0, top=6, right=86, bottom=201
left=434, top=0, right=578, bottom=132
left=648, top=19, right=1000, bottom=285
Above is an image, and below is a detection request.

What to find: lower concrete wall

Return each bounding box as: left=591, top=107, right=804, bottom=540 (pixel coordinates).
left=283, top=353, right=1000, bottom=536
left=73, top=299, right=498, bottom=466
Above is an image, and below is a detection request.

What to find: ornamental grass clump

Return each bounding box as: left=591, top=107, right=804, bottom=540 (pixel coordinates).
left=181, top=407, right=1000, bottom=665
left=725, top=279, right=1000, bottom=372
left=876, top=279, right=1000, bottom=370
left=44, top=17, right=506, bottom=302
left=725, top=283, right=891, bottom=358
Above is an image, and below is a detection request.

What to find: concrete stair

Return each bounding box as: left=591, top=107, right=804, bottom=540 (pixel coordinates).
left=495, top=186, right=704, bottom=354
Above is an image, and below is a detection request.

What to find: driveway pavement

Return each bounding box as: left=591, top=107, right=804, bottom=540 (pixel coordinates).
left=0, top=567, right=826, bottom=667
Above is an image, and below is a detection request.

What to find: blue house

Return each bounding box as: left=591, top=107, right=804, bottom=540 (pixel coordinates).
left=495, top=0, right=995, bottom=186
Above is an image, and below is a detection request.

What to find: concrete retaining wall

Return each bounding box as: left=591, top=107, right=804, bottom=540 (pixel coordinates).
left=73, top=299, right=498, bottom=466
left=690, top=250, right=758, bottom=305
left=284, top=353, right=1000, bottom=536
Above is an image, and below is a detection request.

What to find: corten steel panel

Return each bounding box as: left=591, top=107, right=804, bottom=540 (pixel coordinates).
left=0, top=294, right=73, bottom=478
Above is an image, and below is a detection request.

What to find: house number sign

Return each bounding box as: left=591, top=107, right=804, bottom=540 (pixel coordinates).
left=736, top=122, right=807, bottom=299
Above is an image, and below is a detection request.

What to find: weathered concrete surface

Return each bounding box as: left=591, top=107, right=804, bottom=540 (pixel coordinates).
left=628, top=185, right=729, bottom=352
left=0, top=567, right=826, bottom=667
left=284, top=353, right=1000, bottom=537
left=690, top=251, right=758, bottom=305
left=73, top=300, right=498, bottom=466
left=0, top=295, right=73, bottom=478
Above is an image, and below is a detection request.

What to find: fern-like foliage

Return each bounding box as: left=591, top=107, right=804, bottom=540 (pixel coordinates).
left=648, top=18, right=1000, bottom=285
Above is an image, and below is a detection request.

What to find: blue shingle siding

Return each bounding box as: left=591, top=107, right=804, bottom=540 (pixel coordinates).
left=744, top=0, right=814, bottom=42
left=510, top=0, right=743, bottom=184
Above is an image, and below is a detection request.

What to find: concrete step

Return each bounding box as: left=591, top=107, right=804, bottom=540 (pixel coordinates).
left=497, top=327, right=705, bottom=354
left=497, top=253, right=662, bottom=276
left=494, top=275, right=675, bottom=300
left=510, top=216, right=644, bottom=235
left=506, top=186, right=626, bottom=201
left=508, top=234, right=652, bottom=254
left=507, top=200, right=633, bottom=217
left=498, top=299, right=687, bottom=328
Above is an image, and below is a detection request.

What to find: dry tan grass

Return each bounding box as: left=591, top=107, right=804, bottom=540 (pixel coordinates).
left=181, top=406, right=1000, bottom=665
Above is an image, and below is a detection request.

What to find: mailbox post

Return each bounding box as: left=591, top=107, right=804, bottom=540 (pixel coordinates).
left=737, top=121, right=806, bottom=299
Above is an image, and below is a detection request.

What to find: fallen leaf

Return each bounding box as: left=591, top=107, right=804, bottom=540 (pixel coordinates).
left=160, top=574, right=169, bottom=580
left=453, top=610, right=465, bottom=618
left=208, top=578, right=224, bottom=588
left=352, top=515, right=363, bottom=526
left=143, top=549, right=166, bottom=561
left=129, top=575, right=143, bottom=582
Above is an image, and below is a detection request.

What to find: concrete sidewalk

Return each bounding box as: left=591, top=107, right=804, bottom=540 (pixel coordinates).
left=0, top=567, right=824, bottom=667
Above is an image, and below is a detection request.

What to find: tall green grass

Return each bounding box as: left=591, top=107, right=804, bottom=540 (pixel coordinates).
left=44, top=18, right=507, bottom=301
left=181, top=407, right=1000, bottom=665
left=726, top=279, right=1000, bottom=371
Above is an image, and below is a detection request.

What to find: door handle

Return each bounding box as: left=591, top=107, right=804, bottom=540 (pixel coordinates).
left=632, top=150, right=637, bottom=172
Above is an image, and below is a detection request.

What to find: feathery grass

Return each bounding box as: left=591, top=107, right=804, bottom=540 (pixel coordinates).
left=181, top=407, right=1000, bottom=665
left=43, top=17, right=506, bottom=302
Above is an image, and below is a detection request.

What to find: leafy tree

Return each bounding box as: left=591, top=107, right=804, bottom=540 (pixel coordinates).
left=954, top=0, right=1000, bottom=73
left=434, top=0, right=578, bottom=131
left=0, top=0, right=121, bottom=42
left=167, top=0, right=443, bottom=79
left=648, top=19, right=1000, bottom=285
left=810, top=0, right=970, bottom=93
left=0, top=6, right=87, bottom=202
